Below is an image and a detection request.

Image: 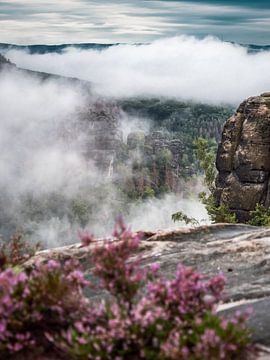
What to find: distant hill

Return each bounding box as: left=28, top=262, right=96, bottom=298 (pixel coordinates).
left=0, top=43, right=115, bottom=54
left=0, top=53, right=13, bottom=67
left=239, top=43, right=270, bottom=53
left=0, top=42, right=270, bottom=54
left=0, top=53, right=91, bottom=91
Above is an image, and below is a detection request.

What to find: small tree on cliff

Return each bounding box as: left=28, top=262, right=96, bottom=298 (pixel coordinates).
left=172, top=138, right=236, bottom=225
left=193, top=138, right=237, bottom=224
left=193, top=138, right=216, bottom=192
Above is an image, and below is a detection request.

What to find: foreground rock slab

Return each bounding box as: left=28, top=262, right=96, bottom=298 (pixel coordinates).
left=25, top=223, right=270, bottom=353
left=27, top=223, right=270, bottom=301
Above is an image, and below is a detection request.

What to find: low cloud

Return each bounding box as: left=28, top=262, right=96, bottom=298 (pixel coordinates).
left=5, top=36, right=270, bottom=105
left=5, top=37, right=259, bottom=247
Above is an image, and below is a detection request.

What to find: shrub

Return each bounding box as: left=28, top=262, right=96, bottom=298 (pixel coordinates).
left=199, top=193, right=237, bottom=224
left=248, top=203, right=270, bottom=227
left=0, top=233, right=40, bottom=270
left=193, top=137, right=217, bottom=193
left=143, top=186, right=155, bottom=199
left=193, top=138, right=237, bottom=224
left=0, top=220, right=255, bottom=359
left=0, top=259, right=89, bottom=357
left=171, top=211, right=199, bottom=226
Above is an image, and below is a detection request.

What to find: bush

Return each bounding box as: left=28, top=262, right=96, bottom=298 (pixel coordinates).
left=193, top=138, right=217, bottom=192
left=248, top=203, right=270, bottom=227
left=193, top=138, right=237, bottom=224
left=199, top=193, right=237, bottom=224
left=171, top=211, right=199, bottom=226
left=0, top=259, right=89, bottom=356
left=0, top=221, right=255, bottom=359
left=143, top=186, right=155, bottom=199
left=0, top=233, right=40, bottom=270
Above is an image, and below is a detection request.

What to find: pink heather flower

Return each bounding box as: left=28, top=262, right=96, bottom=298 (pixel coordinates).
left=77, top=337, right=87, bottom=345
left=0, top=321, right=6, bottom=334
left=67, top=270, right=89, bottom=286
left=182, top=347, right=189, bottom=356
left=17, top=272, right=27, bottom=282
left=195, top=318, right=203, bottom=326
left=203, top=294, right=216, bottom=306
left=65, top=330, right=73, bottom=345
left=150, top=263, right=160, bottom=273
left=74, top=321, right=85, bottom=333
left=12, top=343, right=23, bottom=352
left=47, top=260, right=60, bottom=270
left=78, top=231, right=94, bottom=247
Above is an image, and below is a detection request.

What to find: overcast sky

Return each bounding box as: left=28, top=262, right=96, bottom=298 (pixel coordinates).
left=1, top=0, right=270, bottom=45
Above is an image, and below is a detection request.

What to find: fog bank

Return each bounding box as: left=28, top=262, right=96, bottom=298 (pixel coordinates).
left=5, top=36, right=270, bottom=105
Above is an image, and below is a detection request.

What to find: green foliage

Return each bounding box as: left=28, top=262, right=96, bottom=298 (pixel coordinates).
left=248, top=203, right=270, bottom=227
left=119, top=98, right=233, bottom=179
left=70, top=198, right=91, bottom=227
left=143, top=186, right=155, bottom=199
left=193, top=139, right=237, bottom=224
left=199, top=193, right=237, bottom=224
left=193, top=137, right=217, bottom=192
left=171, top=211, right=199, bottom=226
left=156, top=148, right=173, bottom=166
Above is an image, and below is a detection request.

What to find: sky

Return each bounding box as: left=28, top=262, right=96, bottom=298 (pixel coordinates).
left=0, top=0, right=270, bottom=45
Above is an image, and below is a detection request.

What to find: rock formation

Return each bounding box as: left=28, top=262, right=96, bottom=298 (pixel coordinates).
left=0, top=53, right=15, bottom=70
left=215, top=93, right=270, bottom=222
left=125, top=130, right=183, bottom=195
left=81, top=101, right=123, bottom=174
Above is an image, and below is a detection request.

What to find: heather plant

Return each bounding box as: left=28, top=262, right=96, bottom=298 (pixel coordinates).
left=0, top=220, right=255, bottom=359
left=0, top=259, right=89, bottom=357
left=0, top=233, right=40, bottom=270
left=56, top=220, right=254, bottom=360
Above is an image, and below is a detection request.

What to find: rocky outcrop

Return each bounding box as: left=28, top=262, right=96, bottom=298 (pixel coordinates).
left=215, top=93, right=270, bottom=222
left=125, top=130, right=183, bottom=194
left=81, top=101, right=123, bottom=174
left=0, top=53, right=15, bottom=70
left=24, top=223, right=270, bottom=354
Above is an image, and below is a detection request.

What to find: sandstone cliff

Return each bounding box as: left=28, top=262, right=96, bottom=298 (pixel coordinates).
left=124, top=130, right=184, bottom=195
left=215, top=93, right=270, bottom=222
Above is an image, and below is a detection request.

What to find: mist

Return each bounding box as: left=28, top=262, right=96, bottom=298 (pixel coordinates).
left=127, top=193, right=208, bottom=232
left=0, top=66, right=116, bottom=246
left=0, top=63, right=209, bottom=248
left=4, top=36, right=270, bottom=105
